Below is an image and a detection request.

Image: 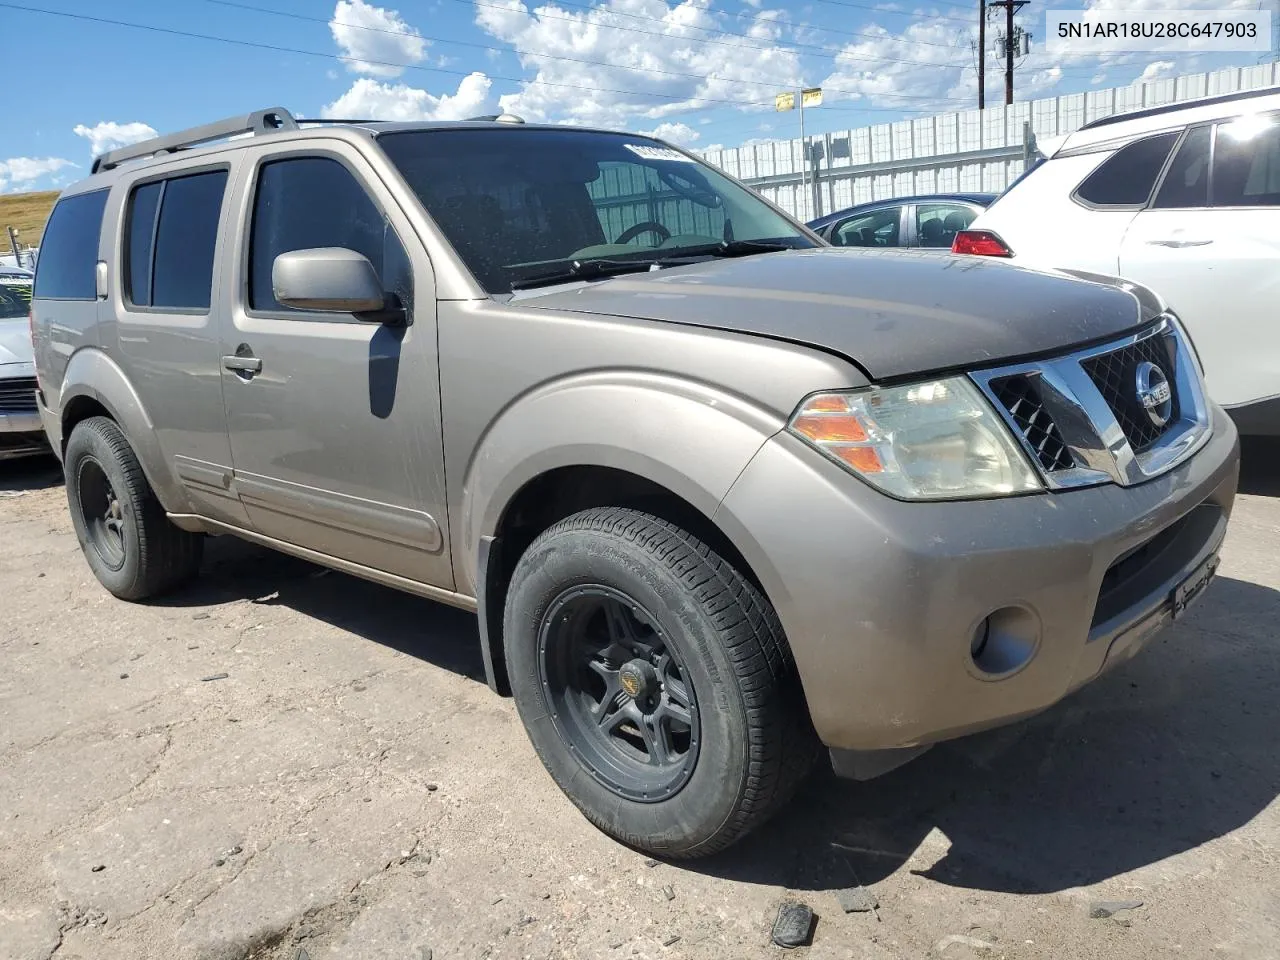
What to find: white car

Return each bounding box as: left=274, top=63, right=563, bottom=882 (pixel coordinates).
left=958, top=85, right=1280, bottom=435
left=0, top=266, right=47, bottom=460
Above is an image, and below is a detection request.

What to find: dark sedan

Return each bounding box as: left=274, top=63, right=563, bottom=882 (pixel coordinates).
left=807, top=192, right=997, bottom=249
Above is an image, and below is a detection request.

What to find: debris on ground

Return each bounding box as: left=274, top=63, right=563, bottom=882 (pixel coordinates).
left=837, top=885, right=878, bottom=913
left=426, top=782, right=439, bottom=792
left=644, top=858, right=659, bottom=867
left=935, top=934, right=995, bottom=954
left=662, top=935, right=681, bottom=947
left=771, top=901, right=815, bottom=949
left=192, top=612, right=211, bottom=620
left=200, top=672, right=229, bottom=682
left=662, top=884, right=675, bottom=901
left=1089, top=899, right=1143, bottom=919
left=294, top=948, right=310, bottom=960
left=90, top=864, right=105, bottom=873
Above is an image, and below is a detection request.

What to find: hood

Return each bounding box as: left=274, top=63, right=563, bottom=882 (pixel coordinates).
left=514, top=248, right=1163, bottom=380
left=0, top=318, right=34, bottom=366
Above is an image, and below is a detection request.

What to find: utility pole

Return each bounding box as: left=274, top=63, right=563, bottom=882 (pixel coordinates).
left=989, top=0, right=1029, bottom=105
left=978, top=0, right=986, bottom=110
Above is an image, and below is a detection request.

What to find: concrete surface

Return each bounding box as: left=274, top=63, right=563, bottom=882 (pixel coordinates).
left=1, top=446, right=1277, bottom=960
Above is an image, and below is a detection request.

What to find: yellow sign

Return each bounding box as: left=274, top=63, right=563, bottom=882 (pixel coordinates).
left=775, top=92, right=795, bottom=112
left=802, top=87, right=824, bottom=107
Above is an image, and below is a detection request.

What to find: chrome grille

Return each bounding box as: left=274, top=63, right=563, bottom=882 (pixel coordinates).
left=990, top=375, right=1076, bottom=472
left=1080, top=332, right=1179, bottom=453
left=0, top=377, right=37, bottom=412
left=970, top=317, right=1211, bottom=491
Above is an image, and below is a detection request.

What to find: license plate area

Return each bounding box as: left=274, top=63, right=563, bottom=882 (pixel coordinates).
left=1171, top=554, right=1219, bottom=620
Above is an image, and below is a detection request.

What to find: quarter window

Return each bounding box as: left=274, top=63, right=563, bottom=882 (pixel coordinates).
left=32, top=190, right=109, bottom=300
left=1075, top=132, right=1179, bottom=207
left=125, top=170, right=228, bottom=310
left=1212, top=114, right=1280, bottom=207
left=1153, top=127, right=1211, bottom=209
left=248, top=156, right=408, bottom=314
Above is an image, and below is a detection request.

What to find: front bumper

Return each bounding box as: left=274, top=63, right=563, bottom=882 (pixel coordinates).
left=0, top=409, right=50, bottom=459
left=715, top=404, right=1240, bottom=754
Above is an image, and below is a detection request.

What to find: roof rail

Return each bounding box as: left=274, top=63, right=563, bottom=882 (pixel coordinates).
left=1078, top=83, right=1280, bottom=132
left=91, top=107, right=299, bottom=174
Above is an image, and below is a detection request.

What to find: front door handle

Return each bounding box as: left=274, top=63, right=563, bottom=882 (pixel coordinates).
left=222, top=345, right=262, bottom=378
left=1146, top=238, right=1214, bottom=248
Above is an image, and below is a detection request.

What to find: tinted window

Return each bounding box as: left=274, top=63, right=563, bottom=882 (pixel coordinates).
left=1212, top=114, right=1280, bottom=208
left=378, top=129, right=812, bottom=293
left=125, top=181, right=162, bottom=306
left=33, top=190, right=108, bottom=300
left=249, top=157, right=403, bottom=312
left=0, top=276, right=32, bottom=319
left=915, top=202, right=978, bottom=247
left=151, top=171, right=227, bottom=310
left=831, top=207, right=901, bottom=247
left=1153, top=127, right=1211, bottom=209
left=1075, top=132, right=1178, bottom=206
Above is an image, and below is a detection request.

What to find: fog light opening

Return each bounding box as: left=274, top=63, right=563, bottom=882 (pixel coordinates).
left=970, top=606, right=1039, bottom=678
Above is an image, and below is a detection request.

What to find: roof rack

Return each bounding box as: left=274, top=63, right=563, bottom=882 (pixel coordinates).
left=91, top=106, right=299, bottom=174
left=1078, top=83, right=1280, bottom=132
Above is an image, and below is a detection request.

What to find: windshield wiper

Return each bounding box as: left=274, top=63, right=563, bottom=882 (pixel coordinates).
left=510, top=258, right=657, bottom=291
left=655, top=239, right=795, bottom=264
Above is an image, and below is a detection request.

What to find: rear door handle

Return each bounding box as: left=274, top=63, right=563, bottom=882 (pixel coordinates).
left=1146, top=238, right=1214, bottom=248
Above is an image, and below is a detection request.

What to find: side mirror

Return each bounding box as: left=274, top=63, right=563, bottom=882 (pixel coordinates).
left=272, top=247, right=389, bottom=316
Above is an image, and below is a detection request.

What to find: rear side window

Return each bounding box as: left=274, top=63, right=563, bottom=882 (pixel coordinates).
left=249, top=156, right=402, bottom=313
left=1074, top=132, right=1179, bottom=207
left=125, top=170, right=227, bottom=310
left=1153, top=127, right=1211, bottom=209
left=1212, top=114, right=1280, bottom=208
left=33, top=190, right=108, bottom=300
left=0, top=277, right=32, bottom=319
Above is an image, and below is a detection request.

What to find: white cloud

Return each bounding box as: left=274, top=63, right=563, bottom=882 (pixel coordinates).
left=331, top=0, right=428, bottom=77
left=639, top=121, right=701, bottom=145
left=1138, top=60, right=1176, bottom=83
left=323, top=73, right=494, bottom=120
left=818, top=0, right=1257, bottom=115
left=473, top=0, right=803, bottom=128
left=72, top=121, right=157, bottom=157
left=0, top=157, right=76, bottom=194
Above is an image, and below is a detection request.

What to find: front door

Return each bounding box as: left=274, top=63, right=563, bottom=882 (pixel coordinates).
left=1119, top=115, right=1280, bottom=410
left=219, top=142, right=452, bottom=588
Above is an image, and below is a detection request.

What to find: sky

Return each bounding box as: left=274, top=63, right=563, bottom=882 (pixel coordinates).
left=0, top=0, right=1274, bottom=193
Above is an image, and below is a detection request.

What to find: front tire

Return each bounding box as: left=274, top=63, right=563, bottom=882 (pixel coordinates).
left=504, top=507, right=817, bottom=858
left=64, top=416, right=203, bottom=600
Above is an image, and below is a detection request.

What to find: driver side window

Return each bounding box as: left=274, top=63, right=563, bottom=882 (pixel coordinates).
left=589, top=161, right=726, bottom=246
left=831, top=206, right=902, bottom=247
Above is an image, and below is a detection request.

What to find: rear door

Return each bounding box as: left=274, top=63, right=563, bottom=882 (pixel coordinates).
left=111, top=160, right=248, bottom=525
left=1119, top=114, right=1280, bottom=409
left=219, top=141, right=453, bottom=588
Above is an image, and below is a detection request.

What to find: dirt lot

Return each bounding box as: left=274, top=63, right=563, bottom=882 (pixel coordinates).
left=1, top=448, right=1277, bottom=960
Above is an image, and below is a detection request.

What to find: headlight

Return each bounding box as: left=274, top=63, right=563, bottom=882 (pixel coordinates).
left=788, top=378, right=1042, bottom=500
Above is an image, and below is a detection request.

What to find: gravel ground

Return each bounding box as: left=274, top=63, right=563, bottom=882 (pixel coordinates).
left=1, top=446, right=1277, bottom=960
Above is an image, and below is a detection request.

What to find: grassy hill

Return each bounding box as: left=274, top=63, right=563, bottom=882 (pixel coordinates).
left=0, top=190, right=59, bottom=246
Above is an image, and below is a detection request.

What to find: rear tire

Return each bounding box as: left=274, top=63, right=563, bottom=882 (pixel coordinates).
left=64, top=416, right=203, bottom=600
left=504, top=507, right=818, bottom=858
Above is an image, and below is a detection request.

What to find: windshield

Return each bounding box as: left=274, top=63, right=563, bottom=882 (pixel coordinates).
left=377, top=128, right=816, bottom=293
left=0, top=276, right=32, bottom=320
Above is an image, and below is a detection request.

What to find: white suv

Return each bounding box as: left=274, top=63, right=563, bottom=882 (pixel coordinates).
left=958, top=85, right=1280, bottom=435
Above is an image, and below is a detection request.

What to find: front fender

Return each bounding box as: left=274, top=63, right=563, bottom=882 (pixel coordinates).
left=458, top=371, right=787, bottom=596
left=58, top=347, right=191, bottom=514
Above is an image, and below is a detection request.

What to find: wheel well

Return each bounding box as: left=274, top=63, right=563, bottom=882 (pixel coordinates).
left=481, top=465, right=766, bottom=696
left=61, top=395, right=112, bottom=452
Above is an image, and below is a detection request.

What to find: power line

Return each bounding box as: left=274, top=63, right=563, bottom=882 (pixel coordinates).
left=0, top=2, right=948, bottom=115
left=205, top=0, right=976, bottom=103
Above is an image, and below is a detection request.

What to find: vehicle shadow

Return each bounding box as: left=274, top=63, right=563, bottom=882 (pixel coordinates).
left=1239, top=436, right=1280, bottom=497
left=0, top=455, right=62, bottom=492
left=154, top=535, right=488, bottom=684
left=696, top=574, right=1280, bottom=895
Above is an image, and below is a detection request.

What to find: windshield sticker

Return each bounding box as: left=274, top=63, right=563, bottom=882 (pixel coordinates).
left=624, top=144, right=696, bottom=163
